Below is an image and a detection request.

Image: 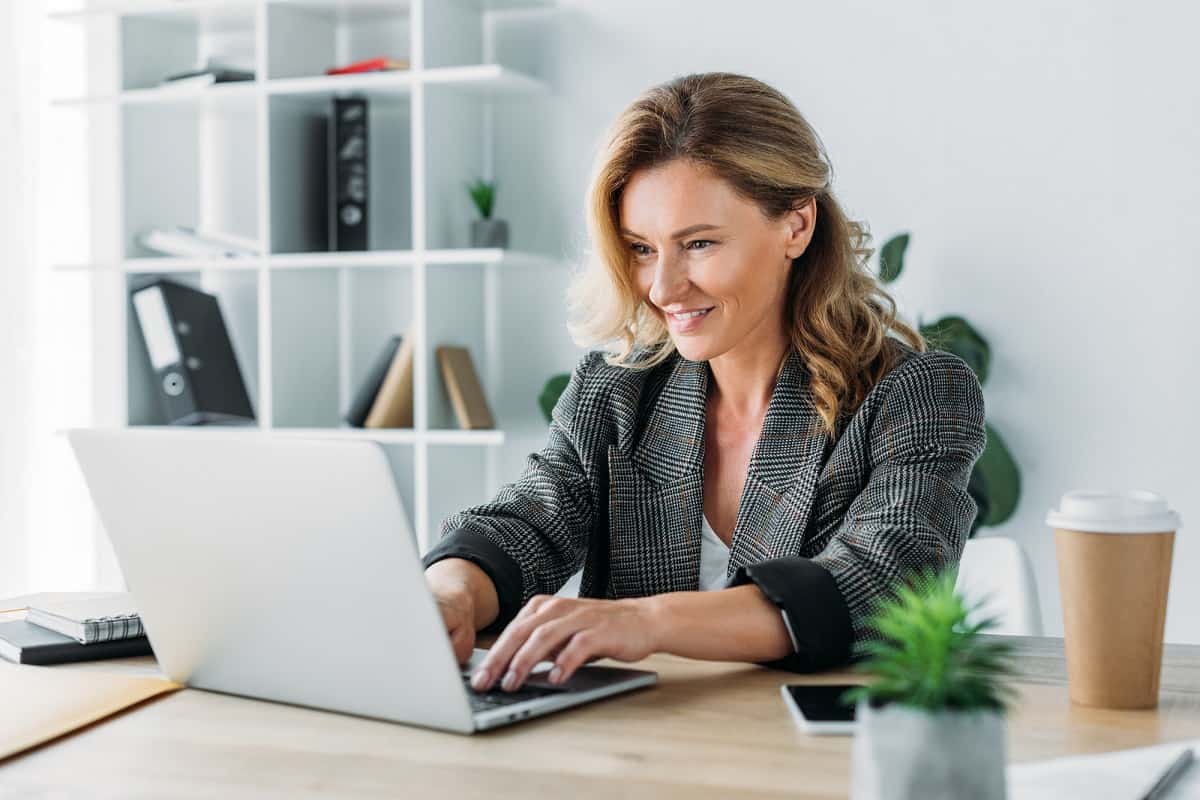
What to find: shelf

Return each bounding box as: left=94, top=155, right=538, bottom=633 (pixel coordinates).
left=53, top=66, right=548, bottom=107
left=49, top=0, right=553, bottom=22
left=58, top=0, right=559, bottom=552
left=267, top=71, right=417, bottom=97
left=424, top=249, right=562, bottom=268
left=269, top=249, right=560, bottom=268
left=269, top=251, right=418, bottom=269
left=268, top=427, right=506, bottom=446
left=70, top=425, right=508, bottom=446
left=50, top=1, right=257, bottom=31
left=53, top=81, right=260, bottom=109
left=53, top=250, right=561, bottom=272
left=54, top=257, right=262, bottom=273
left=421, top=65, right=549, bottom=95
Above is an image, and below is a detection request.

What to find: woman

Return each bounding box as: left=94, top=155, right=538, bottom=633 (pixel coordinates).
left=423, top=72, right=985, bottom=694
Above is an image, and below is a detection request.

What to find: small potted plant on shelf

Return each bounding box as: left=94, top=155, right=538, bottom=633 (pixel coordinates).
left=467, top=178, right=508, bottom=248
left=844, top=567, right=1019, bottom=800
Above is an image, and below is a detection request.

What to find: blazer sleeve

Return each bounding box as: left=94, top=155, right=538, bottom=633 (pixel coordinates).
left=726, top=351, right=987, bottom=673
left=421, top=352, right=599, bottom=635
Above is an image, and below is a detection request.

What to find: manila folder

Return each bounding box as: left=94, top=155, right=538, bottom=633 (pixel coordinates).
left=0, top=661, right=180, bottom=762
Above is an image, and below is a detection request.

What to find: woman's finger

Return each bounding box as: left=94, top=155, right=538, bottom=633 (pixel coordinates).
left=472, top=594, right=564, bottom=690
left=550, top=629, right=601, bottom=685
left=500, top=613, right=586, bottom=691
left=449, top=623, right=475, bottom=665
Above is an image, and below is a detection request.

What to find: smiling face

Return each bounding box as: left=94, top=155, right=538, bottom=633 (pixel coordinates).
left=620, top=158, right=815, bottom=364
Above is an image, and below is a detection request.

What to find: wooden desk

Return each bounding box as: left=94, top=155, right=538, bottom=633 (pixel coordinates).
left=2, top=636, right=1199, bottom=799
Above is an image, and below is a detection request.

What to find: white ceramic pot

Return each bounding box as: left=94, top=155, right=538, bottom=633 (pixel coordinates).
left=851, top=698, right=1007, bottom=800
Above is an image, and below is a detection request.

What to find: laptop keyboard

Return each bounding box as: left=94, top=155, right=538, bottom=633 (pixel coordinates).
left=462, top=675, right=564, bottom=713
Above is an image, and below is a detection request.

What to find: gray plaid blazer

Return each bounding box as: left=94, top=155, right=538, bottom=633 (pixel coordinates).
left=423, top=340, right=986, bottom=672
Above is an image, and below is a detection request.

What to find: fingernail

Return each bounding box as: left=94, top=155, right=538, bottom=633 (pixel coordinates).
left=549, top=666, right=563, bottom=684
left=501, top=669, right=518, bottom=691
left=471, top=669, right=490, bottom=691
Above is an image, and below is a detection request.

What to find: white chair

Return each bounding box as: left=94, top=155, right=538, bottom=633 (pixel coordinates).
left=954, top=536, right=1043, bottom=636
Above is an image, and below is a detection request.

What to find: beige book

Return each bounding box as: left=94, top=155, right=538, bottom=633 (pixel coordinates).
left=0, top=661, right=179, bottom=762
left=364, top=330, right=415, bottom=429
left=436, top=345, right=495, bottom=430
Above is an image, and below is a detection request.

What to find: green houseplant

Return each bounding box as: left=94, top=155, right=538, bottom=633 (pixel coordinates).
left=845, top=567, right=1019, bottom=800
left=466, top=178, right=509, bottom=248
left=537, top=231, right=1020, bottom=538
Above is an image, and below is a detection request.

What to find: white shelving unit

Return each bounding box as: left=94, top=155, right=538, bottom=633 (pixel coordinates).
left=52, top=0, right=560, bottom=554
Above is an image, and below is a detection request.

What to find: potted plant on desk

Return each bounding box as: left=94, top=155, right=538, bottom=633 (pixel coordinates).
left=844, top=568, right=1019, bottom=800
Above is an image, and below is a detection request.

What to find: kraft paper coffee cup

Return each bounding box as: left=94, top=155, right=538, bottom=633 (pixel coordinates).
left=1046, top=490, right=1182, bottom=709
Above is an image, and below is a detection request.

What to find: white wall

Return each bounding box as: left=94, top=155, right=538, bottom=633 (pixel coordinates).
left=491, top=0, right=1200, bottom=642
left=0, top=1, right=95, bottom=597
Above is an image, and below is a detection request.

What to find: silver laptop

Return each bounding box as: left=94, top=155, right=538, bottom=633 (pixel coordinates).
left=66, top=427, right=656, bottom=734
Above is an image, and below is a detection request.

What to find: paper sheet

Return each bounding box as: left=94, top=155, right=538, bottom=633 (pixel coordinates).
left=1009, top=739, right=1199, bottom=799
left=0, top=661, right=180, bottom=762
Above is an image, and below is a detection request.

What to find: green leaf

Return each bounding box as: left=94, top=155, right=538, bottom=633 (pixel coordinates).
left=974, top=423, right=1020, bottom=526
left=918, top=315, right=990, bottom=384
left=849, top=565, right=1016, bottom=712
left=879, top=233, right=909, bottom=284
left=538, top=373, right=570, bottom=424
left=466, top=179, right=496, bottom=219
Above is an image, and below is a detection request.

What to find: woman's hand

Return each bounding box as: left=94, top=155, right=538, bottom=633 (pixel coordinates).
left=425, top=558, right=500, bottom=665
left=430, top=582, right=477, bottom=665
left=470, top=595, right=661, bottom=692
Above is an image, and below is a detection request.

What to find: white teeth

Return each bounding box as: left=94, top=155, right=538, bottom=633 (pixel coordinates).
left=672, top=309, right=710, bottom=320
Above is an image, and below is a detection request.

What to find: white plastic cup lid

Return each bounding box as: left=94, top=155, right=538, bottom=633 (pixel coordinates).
left=1045, top=489, right=1182, bottom=534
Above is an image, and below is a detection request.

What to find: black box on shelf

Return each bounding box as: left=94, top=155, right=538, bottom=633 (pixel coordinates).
left=129, top=277, right=256, bottom=426
left=330, top=96, right=369, bottom=251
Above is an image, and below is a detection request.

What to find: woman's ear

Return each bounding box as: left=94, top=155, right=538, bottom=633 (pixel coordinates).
left=784, top=196, right=817, bottom=260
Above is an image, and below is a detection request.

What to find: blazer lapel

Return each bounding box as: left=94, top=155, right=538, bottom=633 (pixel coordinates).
left=608, top=348, right=830, bottom=597
left=608, top=355, right=708, bottom=597
left=727, top=349, right=830, bottom=573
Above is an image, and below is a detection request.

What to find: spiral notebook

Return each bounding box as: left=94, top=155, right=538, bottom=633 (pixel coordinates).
left=25, top=593, right=143, bottom=645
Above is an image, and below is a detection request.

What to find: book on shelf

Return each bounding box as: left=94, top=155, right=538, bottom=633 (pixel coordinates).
left=25, top=593, right=143, bottom=645
left=436, top=346, right=495, bottom=430
left=364, top=330, right=415, bottom=429
left=161, top=59, right=254, bottom=87
left=345, top=334, right=403, bottom=428
left=326, top=57, right=410, bottom=76
left=138, top=226, right=260, bottom=259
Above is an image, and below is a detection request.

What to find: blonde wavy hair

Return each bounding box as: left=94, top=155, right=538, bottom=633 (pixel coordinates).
left=565, top=71, right=926, bottom=438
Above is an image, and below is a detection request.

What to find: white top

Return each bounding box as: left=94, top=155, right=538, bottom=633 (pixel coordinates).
left=699, top=514, right=732, bottom=591
left=698, top=514, right=801, bottom=655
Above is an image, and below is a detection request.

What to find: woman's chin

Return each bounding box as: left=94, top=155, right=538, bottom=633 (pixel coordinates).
left=671, top=337, right=718, bottom=363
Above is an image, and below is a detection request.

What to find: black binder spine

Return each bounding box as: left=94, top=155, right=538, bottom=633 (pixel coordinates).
left=331, top=96, right=369, bottom=251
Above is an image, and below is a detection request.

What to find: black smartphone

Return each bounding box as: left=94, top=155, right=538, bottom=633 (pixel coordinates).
left=780, top=683, right=859, bottom=735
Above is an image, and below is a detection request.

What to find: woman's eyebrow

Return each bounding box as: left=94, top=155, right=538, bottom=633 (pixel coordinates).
left=619, top=223, right=722, bottom=240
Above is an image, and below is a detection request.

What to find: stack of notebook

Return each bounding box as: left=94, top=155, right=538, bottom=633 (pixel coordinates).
left=0, top=593, right=152, bottom=665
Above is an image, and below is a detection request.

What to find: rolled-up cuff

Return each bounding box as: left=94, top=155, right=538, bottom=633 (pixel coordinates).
left=422, top=528, right=524, bottom=636
left=727, top=556, right=854, bottom=673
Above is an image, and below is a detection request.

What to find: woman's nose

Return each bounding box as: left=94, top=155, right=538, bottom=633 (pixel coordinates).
left=648, top=253, right=689, bottom=309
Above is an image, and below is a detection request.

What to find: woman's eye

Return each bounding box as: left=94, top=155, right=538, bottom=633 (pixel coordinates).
left=686, top=240, right=714, bottom=251
left=630, top=242, right=652, bottom=257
